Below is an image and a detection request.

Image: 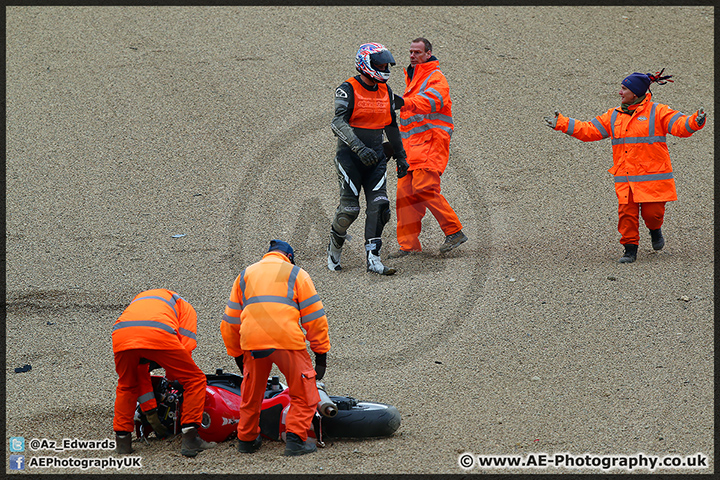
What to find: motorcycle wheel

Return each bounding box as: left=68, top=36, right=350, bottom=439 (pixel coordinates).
left=321, top=401, right=401, bottom=438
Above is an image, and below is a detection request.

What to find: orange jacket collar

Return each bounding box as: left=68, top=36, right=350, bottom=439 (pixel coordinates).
left=263, top=251, right=292, bottom=263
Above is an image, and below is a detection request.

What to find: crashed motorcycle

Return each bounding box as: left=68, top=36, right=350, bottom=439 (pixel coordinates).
left=134, top=368, right=401, bottom=446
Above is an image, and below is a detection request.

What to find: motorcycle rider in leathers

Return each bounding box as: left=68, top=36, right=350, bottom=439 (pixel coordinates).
left=328, top=42, right=409, bottom=275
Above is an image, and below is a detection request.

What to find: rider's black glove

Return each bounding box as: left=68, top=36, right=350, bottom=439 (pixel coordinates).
left=395, top=155, right=409, bottom=179
left=382, top=141, right=394, bottom=160
left=314, top=352, right=327, bottom=381
left=393, top=94, right=404, bottom=109
left=355, top=145, right=379, bottom=166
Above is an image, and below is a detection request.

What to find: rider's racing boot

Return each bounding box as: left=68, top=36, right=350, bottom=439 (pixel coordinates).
left=284, top=432, right=317, bottom=456
left=180, top=426, right=216, bottom=457
left=366, top=238, right=396, bottom=275
left=115, top=432, right=133, bottom=454
left=327, top=228, right=346, bottom=271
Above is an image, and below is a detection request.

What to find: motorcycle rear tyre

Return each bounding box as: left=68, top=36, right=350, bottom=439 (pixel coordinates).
left=321, top=401, right=400, bottom=438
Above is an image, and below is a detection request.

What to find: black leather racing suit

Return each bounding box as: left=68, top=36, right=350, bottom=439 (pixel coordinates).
left=329, top=75, right=406, bottom=251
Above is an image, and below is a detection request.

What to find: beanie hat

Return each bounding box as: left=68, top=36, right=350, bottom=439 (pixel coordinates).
left=622, top=68, right=674, bottom=97
left=268, top=239, right=294, bottom=264
left=622, top=73, right=652, bottom=97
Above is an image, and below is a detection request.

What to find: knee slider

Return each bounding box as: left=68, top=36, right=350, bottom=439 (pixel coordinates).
left=333, top=201, right=360, bottom=232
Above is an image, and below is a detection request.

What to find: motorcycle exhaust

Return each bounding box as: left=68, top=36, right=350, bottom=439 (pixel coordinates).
left=316, top=382, right=337, bottom=417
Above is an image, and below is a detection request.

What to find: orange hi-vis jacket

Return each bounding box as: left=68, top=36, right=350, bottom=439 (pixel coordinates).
left=399, top=59, right=454, bottom=173
left=221, top=252, right=330, bottom=358
left=112, top=289, right=198, bottom=353
left=555, top=93, right=705, bottom=204
left=346, top=77, right=392, bottom=130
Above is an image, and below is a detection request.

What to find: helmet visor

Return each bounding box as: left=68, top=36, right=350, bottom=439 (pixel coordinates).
left=370, top=50, right=395, bottom=67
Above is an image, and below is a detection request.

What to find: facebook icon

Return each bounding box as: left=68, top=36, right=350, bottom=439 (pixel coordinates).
left=9, top=455, right=25, bottom=470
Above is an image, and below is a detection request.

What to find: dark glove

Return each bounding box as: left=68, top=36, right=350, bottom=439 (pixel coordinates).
left=382, top=140, right=395, bottom=160
left=355, top=145, right=379, bottom=166
left=543, top=109, right=559, bottom=129
left=314, top=352, right=327, bottom=381
left=393, top=93, right=404, bottom=109
left=396, top=156, right=409, bottom=178
left=234, top=355, right=244, bottom=373
left=696, top=108, right=706, bottom=127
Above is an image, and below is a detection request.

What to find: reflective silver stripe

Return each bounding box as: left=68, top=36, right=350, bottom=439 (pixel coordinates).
left=399, top=113, right=453, bottom=127
left=226, top=300, right=243, bottom=311
left=130, top=295, right=179, bottom=317
left=591, top=118, right=609, bottom=138
left=419, top=87, right=444, bottom=113
left=565, top=118, right=575, bottom=135
left=178, top=327, right=196, bottom=341
left=685, top=116, right=699, bottom=133
left=336, top=158, right=358, bottom=196
left=137, top=392, right=155, bottom=404
left=244, top=295, right=299, bottom=309
left=400, top=123, right=453, bottom=138
left=222, top=313, right=242, bottom=325
left=426, top=88, right=444, bottom=111
left=612, top=136, right=666, bottom=146
left=238, top=270, right=247, bottom=305
left=419, top=92, right=437, bottom=112
left=413, top=70, right=446, bottom=113
left=648, top=103, right=657, bottom=137
left=667, top=112, right=682, bottom=132
left=418, top=70, right=438, bottom=90
left=614, top=172, right=674, bottom=183
left=610, top=110, right=618, bottom=138
left=287, top=266, right=300, bottom=300
left=372, top=172, right=387, bottom=191
left=112, top=320, right=176, bottom=335
left=300, top=308, right=326, bottom=324
left=299, top=294, right=320, bottom=310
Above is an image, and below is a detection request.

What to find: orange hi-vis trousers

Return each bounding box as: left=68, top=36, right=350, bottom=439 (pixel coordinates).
left=113, top=348, right=206, bottom=433
left=396, top=169, right=462, bottom=251
left=237, top=349, right=320, bottom=442
left=136, top=363, right=157, bottom=412
left=618, top=188, right=666, bottom=245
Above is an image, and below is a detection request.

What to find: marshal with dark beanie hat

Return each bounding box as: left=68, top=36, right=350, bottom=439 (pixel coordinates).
left=622, top=69, right=674, bottom=97
left=544, top=69, right=707, bottom=264
left=622, top=73, right=652, bottom=97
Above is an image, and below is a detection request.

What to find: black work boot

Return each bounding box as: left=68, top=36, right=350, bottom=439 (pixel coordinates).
left=115, top=433, right=133, bottom=454
left=618, top=244, right=638, bottom=264
left=237, top=435, right=262, bottom=454
left=284, top=432, right=317, bottom=456
left=649, top=228, right=665, bottom=250
left=180, top=426, right=216, bottom=457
